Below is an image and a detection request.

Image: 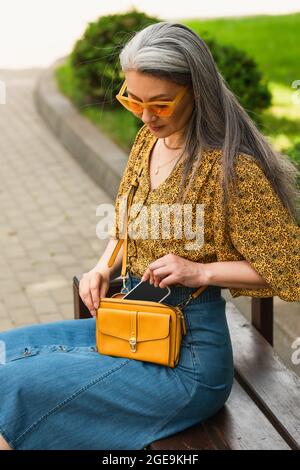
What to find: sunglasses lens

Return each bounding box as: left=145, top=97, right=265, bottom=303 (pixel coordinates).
left=129, top=102, right=144, bottom=114
left=119, top=98, right=143, bottom=114
left=149, top=105, right=173, bottom=117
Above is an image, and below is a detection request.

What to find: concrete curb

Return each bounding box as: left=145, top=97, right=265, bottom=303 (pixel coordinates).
left=33, top=57, right=128, bottom=201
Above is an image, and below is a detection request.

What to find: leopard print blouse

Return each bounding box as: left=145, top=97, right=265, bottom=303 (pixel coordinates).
left=109, top=123, right=300, bottom=302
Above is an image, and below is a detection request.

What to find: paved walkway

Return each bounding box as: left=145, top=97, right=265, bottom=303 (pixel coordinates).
left=0, top=69, right=113, bottom=330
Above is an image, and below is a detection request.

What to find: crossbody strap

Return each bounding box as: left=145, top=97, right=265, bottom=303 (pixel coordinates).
left=107, top=166, right=143, bottom=284
left=107, top=161, right=208, bottom=307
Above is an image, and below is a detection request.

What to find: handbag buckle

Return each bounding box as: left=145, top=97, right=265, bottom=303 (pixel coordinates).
left=120, top=273, right=129, bottom=294
left=129, top=336, right=137, bottom=352
left=176, top=293, right=194, bottom=309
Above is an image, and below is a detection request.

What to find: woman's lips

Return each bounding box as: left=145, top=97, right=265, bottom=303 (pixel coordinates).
left=149, top=124, right=164, bottom=131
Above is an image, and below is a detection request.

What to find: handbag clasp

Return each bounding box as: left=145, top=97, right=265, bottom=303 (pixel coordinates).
left=129, top=336, right=137, bottom=352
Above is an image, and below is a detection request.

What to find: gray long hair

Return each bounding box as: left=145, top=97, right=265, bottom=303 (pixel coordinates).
left=119, top=21, right=299, bottom=221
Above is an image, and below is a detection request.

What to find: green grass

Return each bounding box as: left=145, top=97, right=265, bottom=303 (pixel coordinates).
left=260, top=83, right=300, bottom=154
left=184, top=14, right=300, bottom=85
left=55, top=13, right=300, bottom=160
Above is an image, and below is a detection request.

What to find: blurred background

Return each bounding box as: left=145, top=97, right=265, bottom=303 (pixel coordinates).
left=1, top=0, right=300, bottom=69
left=0, top=1, right=299, bottom=378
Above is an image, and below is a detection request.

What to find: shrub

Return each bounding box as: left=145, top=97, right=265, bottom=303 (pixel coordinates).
left=70, top=9, right=159, bottom=109
left=203, top=36, right=271, bottom=122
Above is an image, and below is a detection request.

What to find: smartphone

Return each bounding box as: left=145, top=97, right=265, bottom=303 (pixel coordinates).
left=122, top=278, right=171, bottom=303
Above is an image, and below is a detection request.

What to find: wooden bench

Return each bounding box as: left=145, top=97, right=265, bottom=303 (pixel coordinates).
left=73, top=274, right=300, bottom=450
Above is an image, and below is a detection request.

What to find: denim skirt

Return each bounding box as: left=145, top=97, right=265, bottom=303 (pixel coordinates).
left=0, top=273, right=234, bottom=450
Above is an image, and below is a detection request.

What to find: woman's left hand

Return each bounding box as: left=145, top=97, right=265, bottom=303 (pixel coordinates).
left=141, top=253, right=209, bottom=288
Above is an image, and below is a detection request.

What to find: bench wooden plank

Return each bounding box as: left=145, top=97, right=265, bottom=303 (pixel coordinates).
left=226, top=300, right=300, bottom=450
left=148, top=379, right=290, bottom=450
left=148, top=422, right=218, bottom=450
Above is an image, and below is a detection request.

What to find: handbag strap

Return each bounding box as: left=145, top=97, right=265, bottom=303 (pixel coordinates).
left=107, top=161, right=208, bottom=307
left=107, top=165, right=143, bottom=286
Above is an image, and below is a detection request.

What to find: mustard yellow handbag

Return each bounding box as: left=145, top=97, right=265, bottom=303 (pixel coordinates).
left=96, top=165, right=208, bottom=368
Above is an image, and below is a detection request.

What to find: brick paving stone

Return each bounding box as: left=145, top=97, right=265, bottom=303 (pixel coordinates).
left=0, top=279, right=22, bottom=295
left=59, top=264, right=87, bottom=280
left=36, top=312, right=68, bottom=324
left=35, top=265, right=61, bottom=278
left=9, top=307, right=39, bottom=326
left=59, top=302, right=76, bottom=319
left=15, top=272, right=41, bottom=287
left=0, top=302, right=7, bottom=318
left=0, top=318, right=15, bottom=332
left=51, top=286, right=73, bottom=304
left=0, top=266, right=15, bottom=280
left=4, top=292, right=31, bottom=309
left=30, top=296, right=61, bottom=315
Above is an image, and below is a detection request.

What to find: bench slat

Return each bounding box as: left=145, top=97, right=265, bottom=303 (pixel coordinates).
left=226, top=301, right=300, bottom=450
left=148, top=379, right=290, bottom=450
left=203, top=380, right=290, bottom=450
left=149, top=422, right=218, bottom=450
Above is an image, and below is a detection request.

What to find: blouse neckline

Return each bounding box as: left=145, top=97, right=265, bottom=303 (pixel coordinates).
left=145, top=135, right=185, bottom=193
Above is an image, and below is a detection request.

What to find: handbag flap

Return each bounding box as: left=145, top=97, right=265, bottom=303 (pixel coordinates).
left=98, top=308, right=171, bottom=342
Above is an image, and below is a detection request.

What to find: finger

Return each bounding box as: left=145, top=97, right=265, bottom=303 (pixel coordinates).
left=153, top=270, right=161, bottom=286
left=153, top=273, right=160, bottom=287
left=149, top=267, right=165, bottom=287
left=147, top=268, right=153, bottom=284
left=153, top=274, right=161, bottom=287
left=158, top=274, right=176, bottom=288
left=149, top=268, right=155, bottom=285
left=89, top=273, right=101, bottom=310
left=149, top=256, right=166, bottom=271
left=141, top=269, right=150, bottom=282
left=99, top=278, right=109, bottom=299
left=154, top=266, right=175, bottom=287
left=151, top=267, right=171, bottom=287
left=81, top=288, right=96, bottom=316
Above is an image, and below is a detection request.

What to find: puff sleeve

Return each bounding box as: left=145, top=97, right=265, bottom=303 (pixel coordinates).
left=109, top=124, right=147, bottom=240
left=227, top=154, right=300, bottom=302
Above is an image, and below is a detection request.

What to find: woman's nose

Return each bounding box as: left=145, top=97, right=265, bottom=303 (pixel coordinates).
left=141, top=107, right=156, bottom=123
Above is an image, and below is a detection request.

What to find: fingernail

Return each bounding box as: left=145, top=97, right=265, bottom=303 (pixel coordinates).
left=91, top=310, right=96, bottom=316
left=94, top=302, right=98, bottom=308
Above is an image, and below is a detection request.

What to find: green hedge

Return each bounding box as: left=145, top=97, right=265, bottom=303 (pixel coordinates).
left=70, top=9, right=158, bottom=110
left=203, top=36, right=271, bottom=123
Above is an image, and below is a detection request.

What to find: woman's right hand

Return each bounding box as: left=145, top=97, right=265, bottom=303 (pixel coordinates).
left=79, top=268, right=110, bottom=317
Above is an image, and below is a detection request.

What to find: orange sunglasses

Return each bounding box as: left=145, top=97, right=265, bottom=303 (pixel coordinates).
left=115, top=79, right=188, bottom=117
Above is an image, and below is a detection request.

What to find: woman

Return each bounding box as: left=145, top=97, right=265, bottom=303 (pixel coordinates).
left=0, top=22, right=299, bottom=451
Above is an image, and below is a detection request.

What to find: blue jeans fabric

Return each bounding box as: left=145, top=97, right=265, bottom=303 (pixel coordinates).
left=0, top=273, right=234, bottom=450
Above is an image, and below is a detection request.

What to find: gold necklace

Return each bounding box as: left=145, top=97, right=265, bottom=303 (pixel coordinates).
left=163, top=137, right=183, bottom=150
left=153, top=139, right=184, bottom=175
